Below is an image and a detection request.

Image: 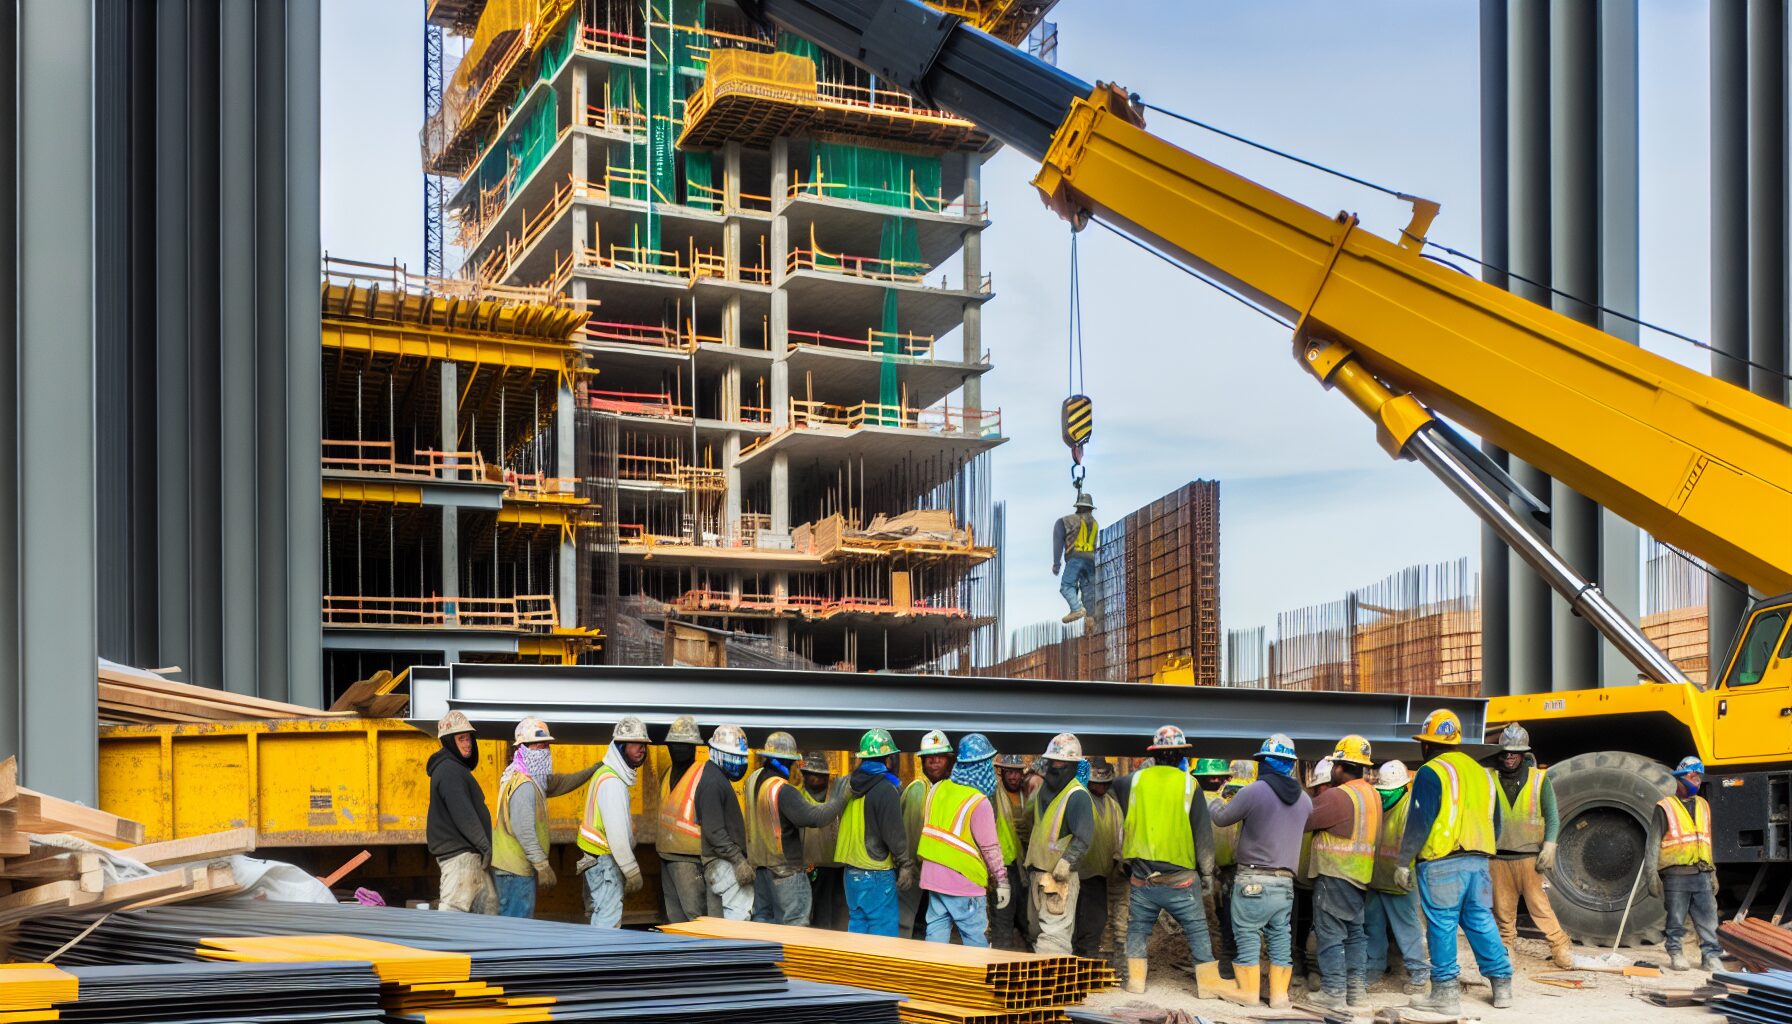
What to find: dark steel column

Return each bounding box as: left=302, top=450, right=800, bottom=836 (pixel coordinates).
left=155, top=0, right=193, bottom=674
left=1709, top=0, right=1750, bottom=667
left=1747, top=0, right=1788, bottom=406
left=285, top=0, right=323, bottom=708
left=218, top=0, right=258, bottom=695
left=1478, top=0, right=1512, bottom=697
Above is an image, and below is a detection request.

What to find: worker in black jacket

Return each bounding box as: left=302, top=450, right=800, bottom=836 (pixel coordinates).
left=426, top=711, right=496, bottom=914
left=697, top=724, right=756, bottom=919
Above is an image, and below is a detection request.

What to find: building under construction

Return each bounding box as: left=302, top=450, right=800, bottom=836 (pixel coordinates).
left=408, top=0, right=1056, bottom=675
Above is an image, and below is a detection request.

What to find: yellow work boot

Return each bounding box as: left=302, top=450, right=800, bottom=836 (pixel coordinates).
left=1217, top=963, right=1260, bottom=1006
left=1267, top=964, right=1293, bottom=1009
left=1193, top=960, right=1236, bottom=999
left=1124, top=958, right=1147, bottom=994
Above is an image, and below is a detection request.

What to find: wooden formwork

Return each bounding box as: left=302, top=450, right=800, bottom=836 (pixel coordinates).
left=1642, top=604, right=1710, bottom=684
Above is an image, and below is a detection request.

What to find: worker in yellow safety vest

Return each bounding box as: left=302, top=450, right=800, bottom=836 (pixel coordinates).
left=654, top=714, right=709, bottom=923
left=1053, top=492, right=1098, bottom=624
left=575, top=716, right=649, bottom=928
left=1076, top=760, right=1124, bottom=961
left=916, top=733, right=1010, bottom=947
left=899, top=729, right=955, bottom=937
left=1026, top=733, right=1095, bottom=955
left=1117, top=725, right=1227, bottom=998
left=1395, top=709, right=1512, bottom=1016
left=1301, top=735, right=1383, bottom=1011
left=743, top=731, right=847, bottom=925
left=493, top=716, right=600, bottom=919
left=798, top=751, right=848, bottom=930
left=1206, top=758, right=1254, bottom=975
left=989, top=752, right=1032, bottom=950
left=1649, top=756, right=1722, bottom=972
left=1363, top=761, right=1429, bottom=995
left=1485, top=723, right=1572, bottom=968
left=836, top=728, right=918, bottom=936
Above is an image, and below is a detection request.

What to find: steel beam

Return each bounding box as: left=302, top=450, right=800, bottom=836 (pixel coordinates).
left=1710, top=0, right=1751, bottom=663
left=284, top=0, right=324, bottom=708
left=409, top=664, right=1488, bottom=760
left=1478, top=0, right=1511, bottom=698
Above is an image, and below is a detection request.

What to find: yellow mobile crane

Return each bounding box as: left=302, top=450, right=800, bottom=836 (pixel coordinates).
left=735, top=0, right=1792, bottom=940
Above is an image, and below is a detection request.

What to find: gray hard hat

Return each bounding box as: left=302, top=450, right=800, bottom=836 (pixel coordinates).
left=800, top=751, right=831, bottom=774
left=612, top=716, right=650, bottom=743
left=1497, top=723, right=1531, bottom=753
left=665, top=714, right=703, bottom=745
left=1074, top=492, right=1095, bottom=510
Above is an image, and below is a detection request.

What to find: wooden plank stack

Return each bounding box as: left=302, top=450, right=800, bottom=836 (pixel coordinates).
left=98, top=664, right=347, bottom=725
left=1642, top=605, right=1711, bottom=683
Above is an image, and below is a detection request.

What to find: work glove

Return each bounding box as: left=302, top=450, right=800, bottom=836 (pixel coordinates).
left=732, top=858, right=755, bottom=889
left=575, top=854, right=599, bottom=876
left=1393, top=866, right=1413, bottom=893
left=622, top=862, right=645, bottom=894
left=479, top=848, right=492, bottom=871
left=897, top=862, right=919, bottom=892
left=1536, top=841, right=1558, bottom=873
left=1710, top=872, right=1721, bottom=896
left=996, top=882, right=1012, bottom=909
left=1051, top=858, right=1072, bottom=884
left=532, top=859, right=557, bottom=890
left=1201, top=869, right=1216, bottom=894
left=1052, top=563, right=1061, bottom=577
left=1647, top=872, right=1663, bottom=899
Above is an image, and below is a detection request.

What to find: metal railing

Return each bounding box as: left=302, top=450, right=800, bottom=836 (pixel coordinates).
left=322, top=594, right=561, bottom=631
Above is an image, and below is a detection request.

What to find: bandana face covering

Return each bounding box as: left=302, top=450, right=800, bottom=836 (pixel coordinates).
left=513, top=745, right=554, bottom=780
left=952, top=757, right=997, bottom=796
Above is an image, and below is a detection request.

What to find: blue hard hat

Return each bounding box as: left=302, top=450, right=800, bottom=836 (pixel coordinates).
left=957, top=733, right=997, bottom=763
left=1674, top=756, right=1705, bottom=776
left=1255, top=733, right=1297, bottom=760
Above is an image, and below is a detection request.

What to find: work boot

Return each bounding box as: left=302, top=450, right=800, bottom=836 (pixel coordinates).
left=1061, top=609, right=1085, bottom=624
left=1403, top=977, right=1429, bottom=996
left=1668, top=951, right=1690, bottom=972
left=1702, top=953, right=1725, bottom=973
left=1408, top=978, right=1461, bottom=1016
left=1218, top=964, right=1260, bottom=1007
left=1267, top=964, right=1294, bottom=1009
left=1550, top=942, right=1575, bottom=970
left=1347, top=974, right=1369, bottom=1009
left=1306, top=986, right=1347, bottom=1010
left=1124, top=958, right=1147, bottom=994
left=1193, top=960, right=1235, bottom=1000
left=1490, top=976, right=1513, bottom=1009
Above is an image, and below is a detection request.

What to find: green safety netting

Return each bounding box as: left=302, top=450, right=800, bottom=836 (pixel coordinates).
left=684, top=152, right=717, bottom=209
left=538, top=17, right=578, bottom=84
left=776, top=30, right=822, bottom=64
left=807, top=141, right=941, bottom=210
left=511, top=94, right=558, bottom=198
left=876, top=215, right=921, bottom=418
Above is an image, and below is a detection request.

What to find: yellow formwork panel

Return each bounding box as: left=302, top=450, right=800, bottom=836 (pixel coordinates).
left=321, top=480, right=425, bottom=504
left=322, top=320, right=585, bottom=387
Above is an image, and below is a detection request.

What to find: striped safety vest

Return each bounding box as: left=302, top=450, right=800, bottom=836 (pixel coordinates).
left=1656, top=795, right=1713, bottom=869
left=745, top=770, right=792, bottom=868
left=655, top=763, right=706, bottom=857
left=576, top=765, right=624, bottom=857
left=1308, top=777, right=1381, bottom=887
left=1370, top=788, right=1413, bottom=894
left=1026, top=781, right=1091, bottom=872
left=917, top=779, right=993, bottom=887
left=1418, top=752, right=1497, bottom=862
left=1494, top=766, right=1548, bottom=854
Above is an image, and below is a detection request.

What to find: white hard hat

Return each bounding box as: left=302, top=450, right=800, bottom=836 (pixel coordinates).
left=1307, top=757, right=1334, bottom=787
left=437, top=710, right=475, bottom=739
left=612, top=716, right=650, bottom=743
left=1376, top=760, right=1410, bottom=790
left=514, top=716, right=556, bottom=745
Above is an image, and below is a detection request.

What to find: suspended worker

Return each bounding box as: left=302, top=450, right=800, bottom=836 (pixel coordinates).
left=1486, top=723, right=1572, bottom=969
left=1395, top=709, right=1513, bottom=1015
left=1302, top=735, right=1383, bottom=1012
left=900, top=729, right=955, bottom=938
left=1364, top=760, right=1430, bottom=994
left=493, top=717, right=601, bottom=919
left=1190, top=757, right=1234, bottom=974
left=1075, top=760, right=1124, bottom=961
left=576, top=716, right=649, bottom=928
left=744, top=731, right=848, bottom=926
left=427, top=711, right=495, bottom=915
left=1650, top=756, right=1722, bottom=972
left=696, top=724, right=755, bottom=920
left=1212, top=733, right=1312, bottom=1010
left=1027, top=733, right=1094, bottom=955
left=990, top=752, right=1033, bottom=950
left=798, top=751, right=848, bottom=930
left=916, top=733, right=1009, bottom=947
left=656, top=714, right=710, bottom=923
left=1053, top=492, right=1099, bottom=624
left=837, top=729, right=918, bottom=936
left=1119, top=726, right=1226, bottom=998
left=1207, top=759, right=1255, bottom=977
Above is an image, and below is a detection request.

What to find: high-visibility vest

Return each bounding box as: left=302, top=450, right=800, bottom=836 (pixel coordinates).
left=1212, top=793, right=1241, bottom=868
left=1418, top=752, right=1498, bottom=862
left=1070, top=515, right=1098, bottom=554
left=995, top=789, right=1025, bottom=863
left=493, top=770, right=549, bottom=877
left=801, top=783, right=843, bottom=869
left=576, top=765, right=624, bottom=857
left=917, top=779, right=992, bottom=887
left=1026, top=781, right=1091, bottom=871
left=745, top=769, right=791, bottom=868
left=834, top=789, right=895, bottom=870
left=1494, top=766, right=1548, bottom=854
left=655, top=763, right=706, bottom=857
left=1371, top=789, right=1413, bottom=894
left=1120, top=765, right=1197, bottom=870
left=1656, top=795, right=1713, bottom=869
left=1309, top=777, right=1380, bottom=887
left=901, top=778, right=933, bottom=857
left=1082, top=791, right=1124, bottom=878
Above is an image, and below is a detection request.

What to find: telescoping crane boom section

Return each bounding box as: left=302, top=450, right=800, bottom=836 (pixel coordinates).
left=738, top=0, right=1792, bottom=685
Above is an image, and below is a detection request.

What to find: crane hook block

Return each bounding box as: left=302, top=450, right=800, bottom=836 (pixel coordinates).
left=1062, top=394, right=1093, bottom=450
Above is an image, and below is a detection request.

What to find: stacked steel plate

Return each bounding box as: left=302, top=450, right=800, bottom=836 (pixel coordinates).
left=1713, top=969, right=1792, bottom=1024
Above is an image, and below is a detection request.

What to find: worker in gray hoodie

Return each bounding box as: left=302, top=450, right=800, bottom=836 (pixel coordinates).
left=575, top=716, right=650, bottom=927
left=1209, top=733, right=1314, bottom=1010
left=492, top=716, right=601, bottom=918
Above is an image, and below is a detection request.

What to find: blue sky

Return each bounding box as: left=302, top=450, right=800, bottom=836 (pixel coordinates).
left=322, top=1, right=1713, bottom=649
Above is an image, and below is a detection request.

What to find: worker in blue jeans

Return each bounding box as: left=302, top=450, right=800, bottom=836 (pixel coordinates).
left=1052, top=492, right=1099, bottom=624
left=1364, top=760, right=1429, bottom=994
left=835, top=729, right=918, bottom=935
left=1650, top=757, right=1723, bottom=972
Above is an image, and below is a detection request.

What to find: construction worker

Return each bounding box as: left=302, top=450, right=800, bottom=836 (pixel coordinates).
left=576, top=716, right=649, bottom=928
left=1119, top=726, right=1226, bottom=998
left=836, top=729, right=917, bottom=935
left=743, top=732, right=848, bottom=926
left=426, top=711, right=495, bottom=914
left=798, top=751, right=848, bottom=930
left=1364, top=760, right=1429, bottom=995
left=1053, top=492, right=1099, bottom=624
left=917, top=733, right=1009, bottom=947
left=1190, top=757, right=1234, bottom=974
left=1302, top=735, right=1382, bottom=1011
left=1486, top=723, right=1572, bottom=968
left=1211, top=733, right=1312, bottom=1010
left=696, top=724, right=755, bottom=920
left=1074, top=760, right=1123, bottom=959
left=493, top=717, right=601, bottom=918
left=1293, top=756, right=1333, bottom=993
left=899, top=729, right=954, bottom=937
left=989, top=752, right=1033, bottom=950
left=656, top=714, right=709, bottom=923
left=1027, top=733, right=1094, bottom=954
left=1207, top=759, right=1255, bottom=975
left=1650, top=756, right=1722, bottom=972
left=1395, top=709, right=1513, bottom=1014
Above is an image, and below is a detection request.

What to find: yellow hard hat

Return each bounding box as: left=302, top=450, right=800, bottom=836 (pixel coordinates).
left=1331, top=734, right=1374, bottom=767
left=1413, top=709, right=1463, bottom=746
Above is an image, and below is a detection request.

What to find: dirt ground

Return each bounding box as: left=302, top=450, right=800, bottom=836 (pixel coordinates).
left=1083, top=934, right=1717, bottom=1023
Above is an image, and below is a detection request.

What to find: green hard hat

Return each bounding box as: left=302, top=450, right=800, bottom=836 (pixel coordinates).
left=1192, top=757, right=1231, bottom=777
left=858, top=729, right=899, bottom=759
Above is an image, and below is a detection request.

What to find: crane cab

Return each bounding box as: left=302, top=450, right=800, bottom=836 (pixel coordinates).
left=1708, top=594, right=1792, bottom=763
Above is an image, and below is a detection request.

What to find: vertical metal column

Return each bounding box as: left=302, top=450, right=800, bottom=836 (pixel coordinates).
left=155, top=0, right=193, bottom=676
left=218, top=1, right=258, bottom=695
left=285, top=0, right=323, bottom=708
left=1709, top=0, right=1751, bottom=666
left=1478, top=0, right=1512, bottom=697
left=1747, top=0, right=1788, bottom=406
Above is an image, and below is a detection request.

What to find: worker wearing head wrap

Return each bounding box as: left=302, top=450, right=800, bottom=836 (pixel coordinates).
left=988, top=752, right=1033, bottom=950
left=655, top=714, right=709, bottom=923
left=743, top=731, right=848, bottom=926
left=493, top=717, right=602, bottom=918
left=576, top=717, right=650, bottom=928
left=1484, top=723, right=1571, bottom=969
left=1205, top=759, right=1256, bottom=976
left=427, top=711, right=496, bottom=915
left=916, top=733, right=1009, bottom=947
left=836, top=729, right=918, bottom=936
left=1364, top=761, right=1430, bottom=996
left=899, top=729, right=955, bottom=937
left=1027, top=733, right=1095, bottom=956
left=1116, top=726, right=1225, bottom=997
left=1212, top=734, right=1313, bottom=1010
left=1074, top=760, right=1123, bottom=962
left=696, top=724, right=756, bottom=920
left=1302, top=736, right=1383, bottom=1012
left=797, top=751, right=849, bottom=930
left=1649, top=756, right=1721, bottom=973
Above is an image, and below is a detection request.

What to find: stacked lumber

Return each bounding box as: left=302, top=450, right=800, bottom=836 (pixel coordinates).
left=661, top=917, right=1114, bottom=1024
left=326, top=669, right=410, bottom=718
left=98, top=663, right=346, bottom=725
left=1642, top=604, right=1711, bottom=683
left=1721, top=916, right=1792, bottom=972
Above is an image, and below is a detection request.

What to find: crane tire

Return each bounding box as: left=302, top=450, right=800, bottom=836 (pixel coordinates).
left=1540, top=750, right=1673, bottom=946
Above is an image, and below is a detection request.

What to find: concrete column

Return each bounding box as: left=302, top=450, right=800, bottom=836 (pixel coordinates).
left=557, top=381, right=578, bottom=627
left=723, top=433, right=742, bottom=540
left=960, top=155, right=984, bottom=412
left=1478, top=0, right=1512, bottom=697
left=1709, top=0, right=1751, bottom=664
left=771, top=451, right=790, bottom=533
left=441, top=508, right=460, bottom=625
left=724, top=141, right=742, bottom=279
